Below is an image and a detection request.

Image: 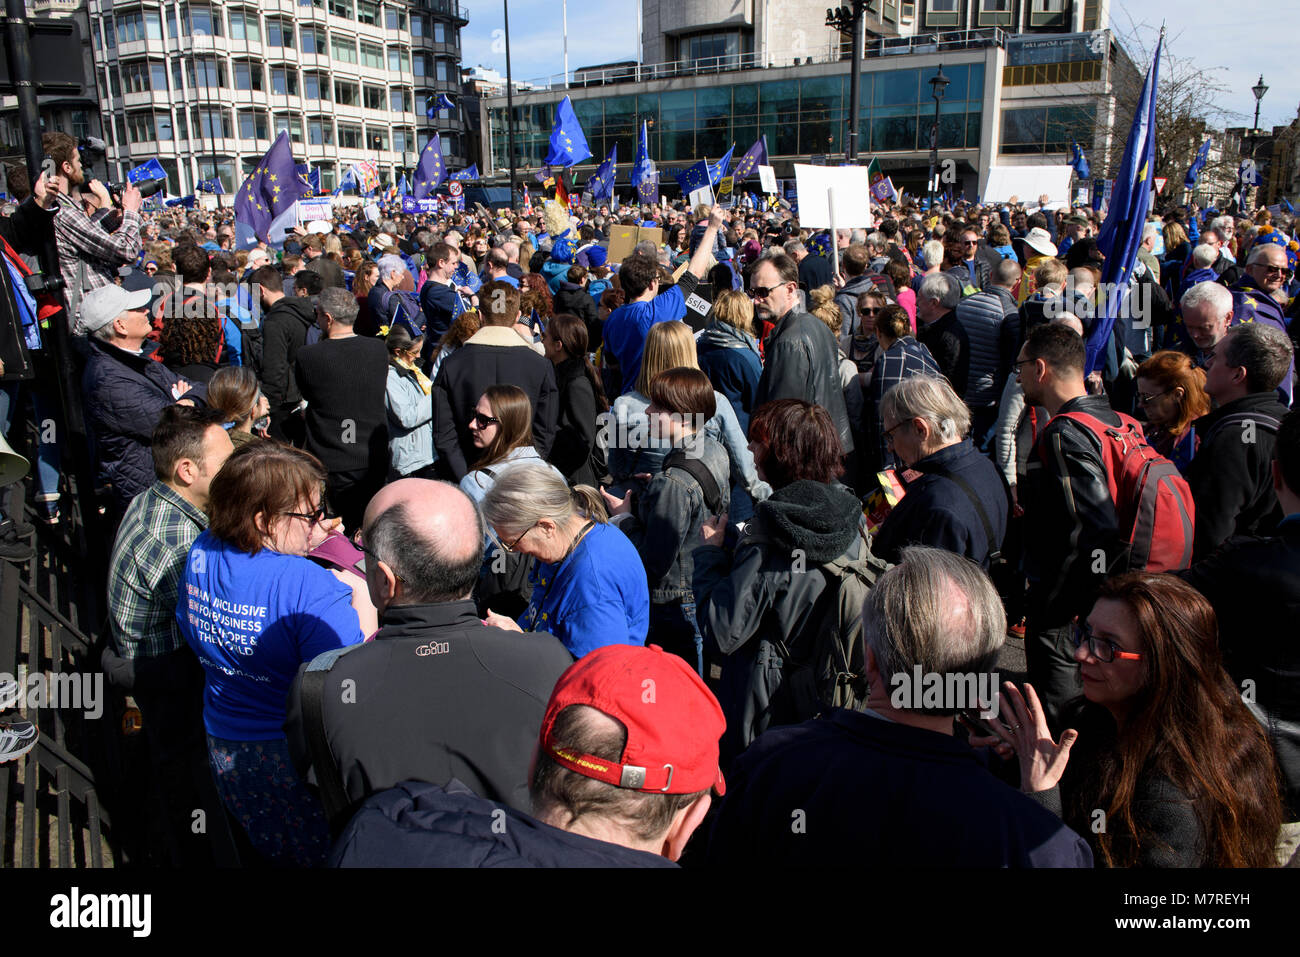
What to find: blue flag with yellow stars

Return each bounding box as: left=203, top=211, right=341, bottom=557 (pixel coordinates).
left=1184, top=138, right=1211, bottom=190
left=674, top=160, right=712, bottom=195
left=451, top=164, right=480, bottom=182
left=414, top=133, right=447, bottom=199
left=732, top=137, right=768, bottom=181
left=708, top=145, right=734, bottom=184
left=235, top=131, right=311, bottom=243
left=588, top=144, right=617, bottom=201
left=1088, top=32, right=1161, bottom=375
left=1070, top=141, right=1090, bottom=180
left=545, top=95, right=593, bottom=168
left=435, top=93, right=456, bottom=112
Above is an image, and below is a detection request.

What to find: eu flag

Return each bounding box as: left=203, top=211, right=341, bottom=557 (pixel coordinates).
left=732, top=137, right=768, bottom=181
left=545, top=95, right=593, bottom=168
left=1184, top=138, right=1211, bottom=189
left=637, top=171, right=658, bottom=206
left=308, top=167, right=321, bottom=194
left=1087, top=33, right=1162, bottom=375
left=587, top=145, right=617, bottom=201
left=708, top=146, right=734, bottom=184
left=674, top=160, right=712, bottom=195
left=334, top=166, right=357, bottom=195
left=435, top=93, right=456, bottom=112
left=128, top=158, right=167, bottom=184
left=425, top=99, right=437, bottom=121
left=235, top=131, right=311, bottom=243
left=398, top=174, right=410, bottom=197
left=1071, top=141, right=1090, bottom=180
left=413, top=133, right=446, bottom=198
left=451, top=164, right=480, bottom=182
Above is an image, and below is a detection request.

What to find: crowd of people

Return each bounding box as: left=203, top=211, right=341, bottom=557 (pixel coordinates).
left=1, top=128, right=1299, bottom=869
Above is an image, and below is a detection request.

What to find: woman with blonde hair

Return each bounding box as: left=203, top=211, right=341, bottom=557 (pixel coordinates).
left=607, top=320, right=769, bottom=521
left=1135, top=350, right=1210, bottom=474
left=480, top=463, right=648, bottom=657
left=696, top=289, right=762, bottom=433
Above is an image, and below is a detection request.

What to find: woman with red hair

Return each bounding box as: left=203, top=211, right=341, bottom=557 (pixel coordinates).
left=1136, top=350, right=1210, bottom=474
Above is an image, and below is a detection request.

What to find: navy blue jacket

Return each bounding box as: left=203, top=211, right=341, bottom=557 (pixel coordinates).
left=332, top=780, right=677, bottom=868
left=873, top=438, right=1010, bottom=569
left=81, top=338, right=205, bottom=514
left=695, top=321, right=762, bottom=434
left=707, top=709, right=1094, bottom=868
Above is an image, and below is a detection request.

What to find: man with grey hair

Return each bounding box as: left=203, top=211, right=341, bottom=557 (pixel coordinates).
left=916, top=272, right=970, bottom=397
left=286, top=478, right=572, bottom=827
left=874, top=376, right=1008, bottom=569
left=1187, top=321, right=1292, bottom=559
left=707, top=546, right=1092, bottom=868
left=865, top=231, right=890, bottom=273
left=785, top=237, right=833, bottom=291
left=1231, top=241, right=1295, bottom=403
left=1177, top=280, right=1235, bottom=370
left=294, top=286, right=390, bottom=532
left=1209, top=215, right=1236, bottom=262
left=632, top=239, right=658, bottom=260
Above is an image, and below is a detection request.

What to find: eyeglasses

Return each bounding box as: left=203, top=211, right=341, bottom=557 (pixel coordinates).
left=351, top=527, right=403, bottom=579
left=881, top=420, right=910, bottom=445
left=470, top=411, right=500, bottom=429
left=1136, top=388, right=1171, bottom=405
left=286, top=504, right=327, bottom=526
left=1070, top=620, right=1143, bottom=662
left=501, top=521, right=539, bottom=553
left=1012, top=357, right=1038, bottom=378
left=860, top=307, right=882, bottom=315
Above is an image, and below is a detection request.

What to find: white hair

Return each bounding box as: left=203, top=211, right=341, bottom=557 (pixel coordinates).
left=1190, top=243, right=1218, bottom=269
left=1180, top=280, right=1232, bottom=318
left=1141, top=222, right=1160, bottom=241
left=376, top=254, right=407, bottom=281
left=1210, top=215, right=1234, bottom=234
left=922, top=239, right=945, bottom=269
left=1246, top=243, right=1286, bottom=266
left=918, top=272, right=962, bottom=310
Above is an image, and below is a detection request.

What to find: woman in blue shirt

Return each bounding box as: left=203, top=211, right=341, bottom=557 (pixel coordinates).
left=178, top=442, right=365, bottom=867
left=480, top=463, right=648, bottom=658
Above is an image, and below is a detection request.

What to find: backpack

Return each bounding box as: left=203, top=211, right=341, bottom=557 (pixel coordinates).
left=662, top=448, right=724, bottom=515
left=1045, top=410, right=1195, bottom=572
left=739, top=524, right=891, bottom=746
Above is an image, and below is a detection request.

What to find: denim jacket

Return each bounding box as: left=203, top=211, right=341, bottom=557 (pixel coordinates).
left=618, top=434, right=730, bottom=604
left=605, top=390, right=770, bottom=505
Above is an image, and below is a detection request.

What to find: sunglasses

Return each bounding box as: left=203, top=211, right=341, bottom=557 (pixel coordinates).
left=286, top=504, right=328, bottom=526
left=471, top=411, right=500, bottom=429
left=750, top=282, right=790, bottom=299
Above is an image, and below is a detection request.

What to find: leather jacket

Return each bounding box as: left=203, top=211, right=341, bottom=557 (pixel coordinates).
left=756, top=308, right=854, bottom=454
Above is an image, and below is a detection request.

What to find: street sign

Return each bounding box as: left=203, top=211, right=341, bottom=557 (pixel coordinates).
left=1153, top=177, right=1167, bottom=195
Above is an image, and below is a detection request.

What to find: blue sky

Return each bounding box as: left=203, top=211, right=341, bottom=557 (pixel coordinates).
left=460, top=0, right=1295, bottom=129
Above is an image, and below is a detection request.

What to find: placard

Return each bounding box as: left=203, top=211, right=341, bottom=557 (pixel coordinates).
left=688, top=185, right=715, bottom=208
left=296, top=198, right=333, bottom=225
left=792, top=163, right=872, bottom=229
left=606, top=225, right=664, bottom=264
left=758, top=164, right=777, bottom=194
left=364, top=203, right=382, bottom=223
left=401, top=197, right=439, bottom=213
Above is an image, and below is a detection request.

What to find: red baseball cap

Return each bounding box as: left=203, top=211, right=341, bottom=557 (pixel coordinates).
left=538, top=644, right=726, bottom=796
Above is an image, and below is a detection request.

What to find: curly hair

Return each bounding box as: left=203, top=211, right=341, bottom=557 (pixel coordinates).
left=520, top=273, right=554, bottom=322
left=160, top=311, right=222, bottom=368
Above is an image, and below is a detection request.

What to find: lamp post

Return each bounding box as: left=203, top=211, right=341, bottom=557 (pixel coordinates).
left=1239, top=74, right=1268, bottom=212
left=504, top=0, right=518, bottom=208
left=927, top=64, right=950, bottom=210
left=825, top=3, right=865, bottom=163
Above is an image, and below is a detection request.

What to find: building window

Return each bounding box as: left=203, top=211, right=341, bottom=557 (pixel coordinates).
left=109, top=68, right=122, bottom=97
left=385, top=7, right=406, bottom=31
left=392, top=127, right=413, bottom=153
left=266, top=19, right=294, bottom=48
left=366, top=127, right=389, bottom=151
left=229, top=10, right=261, bottom=43
left=188, top=58, right=226, bottom=89
left=357, top=1, right=379, bottom=25
left=104, top=17, right=116, bottom=48
left=193, top=107, right=233, bottom=139
left=338, top=123, right=363, bottom=148
left=329, top=0, right=353, bottom=18
left=274, top=115, right=305, bottom=144
left=234, top=61, right=265, bottom=92
left=188, top=6, right=223, bottom=37
left=304, top=72, right=326, bottom=100
left=127, top=111, right=154, bottom=143
left=301, top=27, right=325, bottom=53
left=239, top=110, right=269, bottom=140
left=388, top=46, right=410, bottom=73
left=360, top=42, right=384, bottom=69
left=1030, top=0, right=1069, bottom=25
left=676, top=30, right=747, bottom=68
left=308, top=117, right=335, bottom=145
left=978, top=0, right=1013, bottom=25
left=271, top=67, right=300, bottom=95
left=175, top=109, right=188, bottom=141
left=362, top=85, right=385, bottom=110
left=435, top=59, right=450, bottom=82
left=331, top=36, right=358, bottom=63
left=145, top=11, right=163, bottom=40
left=390, top=87, right=411, bottom=112
left=71, top=110, right=90, bottom=140
left=335, top=80, right=360, bottom=106
left=1000, top=104, right=1095, bottom=154
left=412, top=53, right=427, bottom=79
left=114, top=12, right=144, bottom=43
left=410, top=13, right=426, bottom=37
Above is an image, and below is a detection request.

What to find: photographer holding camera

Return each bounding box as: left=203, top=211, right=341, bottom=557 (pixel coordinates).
left=41, top=132, right=144, bottom=333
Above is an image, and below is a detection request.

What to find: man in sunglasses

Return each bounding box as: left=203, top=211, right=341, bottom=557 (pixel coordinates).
left=1231, top=242, right=1295, bottom=405
left=947, top=227, right=990, bottom=294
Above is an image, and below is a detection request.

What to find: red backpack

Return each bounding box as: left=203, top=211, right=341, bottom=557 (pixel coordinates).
left=1046, top=410, right=1195, bottom=572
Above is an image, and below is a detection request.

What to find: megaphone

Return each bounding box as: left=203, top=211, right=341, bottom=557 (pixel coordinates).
left=0, top=432, right=31, bottom=489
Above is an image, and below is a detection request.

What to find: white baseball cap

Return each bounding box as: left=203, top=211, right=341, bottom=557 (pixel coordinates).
left=81, top=285, right=152, bottom=334
left=307, top=220, right=333, bottom=235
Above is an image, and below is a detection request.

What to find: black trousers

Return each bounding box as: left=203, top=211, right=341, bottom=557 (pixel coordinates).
left=1024, top=613, right=1082, bottom=736
left=327, top=467, right=385, bottom=537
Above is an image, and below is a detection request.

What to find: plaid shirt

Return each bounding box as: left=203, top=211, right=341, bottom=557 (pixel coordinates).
left=51, top=197, right=142, bottom=331
left=107, top=481, right=208, bottom=660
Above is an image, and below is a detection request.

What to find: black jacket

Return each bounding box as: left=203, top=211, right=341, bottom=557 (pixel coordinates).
left=551, top=282, right=602, bottom=351
left=756, top=308, right=854, bottom=454
left=1186, top=392, right=1288, bottom=560
left=1023, top=394, right=1124, bottom=625
left=693, top=480, right=868, bottom=760
left=306, top=254, right=346, bottom=289
left=706, top=709, right=1093, bottom=868
left=873, top=439, right=1009, bottom=569
left=286, top=600, right=573, bottom=816
left=797, top=253, right=833, bottom=292
left=917, top=309, right=971, bottom=399
left=260, top=296, right=317, bottom=413
left=549, top=356, right=601, bottom=487
left=1178, top=518, right=1300, bottom=818
left=432, top=326, right=559, bottom=480
left=332, top=779, right=676, bottom=867
left=294, top=335, right=390, bottom=475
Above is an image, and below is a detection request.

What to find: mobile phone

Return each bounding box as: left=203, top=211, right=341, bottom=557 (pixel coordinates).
left=959, top=709, right=1004, bottom=741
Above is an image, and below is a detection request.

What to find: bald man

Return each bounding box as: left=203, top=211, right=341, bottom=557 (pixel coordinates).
left=285, top=479, right=574, bottom=827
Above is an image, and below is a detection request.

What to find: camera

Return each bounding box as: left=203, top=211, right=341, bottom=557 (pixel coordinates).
left=103, top=176, right=167, bottom=199
left=24, top=273, right=65, bottom=295
left=77, top=136, right=107, bottom=163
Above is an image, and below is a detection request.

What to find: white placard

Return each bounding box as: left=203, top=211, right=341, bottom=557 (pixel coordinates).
left=758, top=164, right=778, bottom=194
left=364, top=203, right=382, bottom=223
left=297, top=198, right=333, bottom=225
left=981, top=165, right=1073, bottom=204
left=688, top=185, right=715, bottom=208
left=792, top=164, right=872, bottom=229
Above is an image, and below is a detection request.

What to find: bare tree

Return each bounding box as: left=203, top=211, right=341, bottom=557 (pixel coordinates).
left=1105, top=15, right=1244, bottom=207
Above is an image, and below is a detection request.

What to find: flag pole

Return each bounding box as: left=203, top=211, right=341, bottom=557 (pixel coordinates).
left=504, top=0, right=518, bottom=208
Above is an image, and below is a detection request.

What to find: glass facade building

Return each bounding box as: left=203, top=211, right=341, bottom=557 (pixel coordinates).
left=489, top=62, right=987, bottom=172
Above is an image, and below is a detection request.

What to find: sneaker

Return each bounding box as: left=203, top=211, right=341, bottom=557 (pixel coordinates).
left=0, top=719, right=37, bottom=763
left=1007, top=618, right=1027, bottom=640
left=0, top=518, right=34, bottom=539
left=0, top=534, right=34, bottom=563
left=0, top=674, right=17, bottom=711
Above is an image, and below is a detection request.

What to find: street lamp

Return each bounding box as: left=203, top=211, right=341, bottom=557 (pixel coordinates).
left=927, top=64, right=950, bottom=209
left=504, top=0, right=517, bottom=208
left=1252, top=74, right=1269, bottom=131
left=1243, top=74, right=1268, bottom=211
left=825, top=3, right=865, bottom=163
